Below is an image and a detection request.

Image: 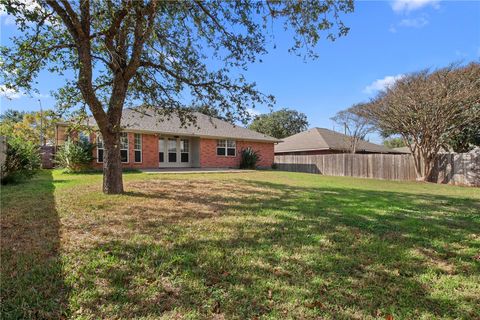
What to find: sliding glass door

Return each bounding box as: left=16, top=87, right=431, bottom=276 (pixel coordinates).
left=159, top=136, right=191, bottom=167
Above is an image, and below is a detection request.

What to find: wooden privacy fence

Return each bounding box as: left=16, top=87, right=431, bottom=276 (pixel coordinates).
left=274, top=152, right=480, bottom=186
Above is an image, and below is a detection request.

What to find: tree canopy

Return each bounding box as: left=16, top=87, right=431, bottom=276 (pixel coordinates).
left=382, top=137, right=406, bottom=149
left=0, top=0, right=353, bottom=193
left=330, top=104, right=374, bottom=153
left=362, top=62, right=480, bottom=180
left=0, top=109, right=26, bottom=123
left=248, top=108, right=309, bottom=139
left=445, top=121, right=480, bottom=153
left=0, top=109, right=60, bottom=146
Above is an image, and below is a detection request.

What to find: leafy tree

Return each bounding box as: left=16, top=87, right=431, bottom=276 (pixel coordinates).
left=330, top=104, right=375, bottom=153
left=383, top=137, right=406, bottom=149
left=362, top=62, right=480, bottom=181
left=0, top=109, right=26, bottom=123
left=445, top=122, right=480, bottom=153
left=248, top=108, right=309, bottom=139
left=1, top=136, right=41, bottom=184
left=0, top=0, right=353, bottom=193
left=0, top=110, right=60, bottom=146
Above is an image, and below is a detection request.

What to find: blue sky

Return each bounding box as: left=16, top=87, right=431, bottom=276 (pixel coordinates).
left=1, top=0, right=479, bottom=142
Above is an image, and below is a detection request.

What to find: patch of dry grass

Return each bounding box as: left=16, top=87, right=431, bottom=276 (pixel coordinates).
left=1, top=170, right=479, bottom=319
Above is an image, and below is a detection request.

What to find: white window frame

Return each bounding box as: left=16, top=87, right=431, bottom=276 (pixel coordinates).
left=167, top=138, right=177, bottom=163
left=180, top=138, right=189, bottom=163
left=159, top=137, right=165, bottom=163
left=96, top=134, right=104, bottom=163
left=134, top=133, right=142, bottom=163
left=217, top=139, right=236, bottom=157
left=120, top=132, right=129, bottom=163
left=226, top=139, right=236, bottom=156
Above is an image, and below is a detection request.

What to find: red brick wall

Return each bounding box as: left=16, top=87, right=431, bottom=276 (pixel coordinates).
left=91, top=133, right=274, bottom=169
left=199, top=138, right=274, bottom=168
left=92, top=132, right=159, bottom=169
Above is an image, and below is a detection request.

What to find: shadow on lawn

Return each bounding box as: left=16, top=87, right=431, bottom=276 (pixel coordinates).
left=0, top=170, right=69, bottom=319
left=69, top=177, right=480, bottom=319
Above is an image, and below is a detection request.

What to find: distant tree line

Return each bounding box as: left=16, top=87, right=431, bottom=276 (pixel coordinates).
left=0, top=109, right=59, bottom=146
left=248, top=108, right=309, bottom=139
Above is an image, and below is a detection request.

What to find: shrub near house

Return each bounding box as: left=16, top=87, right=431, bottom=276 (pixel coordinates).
left=55, top=139, right=94, bottom=172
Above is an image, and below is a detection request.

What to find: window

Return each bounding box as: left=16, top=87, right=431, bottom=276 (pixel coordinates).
left=134, top=133, right=142, bottom=163
left=168, top=138, right=177, bottom=162
left=159, top=138, right=164, bottom=162
left=120, top=132, right=129, bottom=163
left=227, top=140, right=236, bottom=156
left=96, top=134, right=104, bottom=163
left=217, top=139, right=236, bottom=156
left=180, top=139, right=189, bottom=162
left=216, top=140, right=226, bottom=156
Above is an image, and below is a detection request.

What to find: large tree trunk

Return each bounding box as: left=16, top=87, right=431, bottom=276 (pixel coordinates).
left=412, top=149, right=426, bottom=181
left=423, top=155, right=436, bottom=183
left=102, top=132, right=124, bottom=194
left=412, top=148, right=437, bottom=182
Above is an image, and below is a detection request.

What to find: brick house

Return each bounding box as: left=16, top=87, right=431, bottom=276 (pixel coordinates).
left=275, top=128, right=399, bottom=155
left=55, top=108, right=278, bottom=169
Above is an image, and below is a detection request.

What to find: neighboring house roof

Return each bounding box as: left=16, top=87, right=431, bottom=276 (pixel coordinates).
left=392, top=145, right=454, bottom=154
left=275, top=127, right=396, bottom=153
left=81, top=108, right=279, bottom=143
left=392, top=147, right=411, bottom=154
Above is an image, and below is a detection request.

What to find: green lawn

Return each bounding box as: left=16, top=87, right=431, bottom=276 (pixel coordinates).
left=1, top=170, right=479, bottom=319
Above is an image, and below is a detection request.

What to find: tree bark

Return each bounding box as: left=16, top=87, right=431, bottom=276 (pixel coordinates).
left=102, top=132, right=124, bottom=194
left=412, top=149, right=425, bottom=181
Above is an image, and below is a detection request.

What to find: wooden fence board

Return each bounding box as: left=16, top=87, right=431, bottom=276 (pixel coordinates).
left=274, top=152, right=479, bottom=186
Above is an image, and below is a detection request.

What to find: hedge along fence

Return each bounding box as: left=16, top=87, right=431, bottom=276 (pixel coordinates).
left=0, top=136, right=55, bottom=170
left=0, top=136, right=6, bottom=169
left=274, top=151, right=480, bottom=186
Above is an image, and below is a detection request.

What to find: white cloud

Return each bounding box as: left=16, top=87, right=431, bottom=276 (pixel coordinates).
left=363, top=75, right=404, bottom=94
left=389, top=13, right=429, bottom=32
left=398, top=16, right=429, bottom=28
left=391, top=0, right=440, bottom=13
left=0, top=1, right=52, bottom=26
left=0, top=85, right=24, bottom=99
left=32, top=92, right=51, bottom=99
left=246, top=108, right=262, bottom=117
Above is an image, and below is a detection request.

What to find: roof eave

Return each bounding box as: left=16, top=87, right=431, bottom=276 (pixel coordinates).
left=57, top=123, right=279, bottom=143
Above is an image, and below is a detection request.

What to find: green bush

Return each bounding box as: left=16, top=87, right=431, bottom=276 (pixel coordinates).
left=55, top=139, right=94, bottom=172
left=1, top=137, right=41, bottom=184
left=239, top=147, right=260, bottom=169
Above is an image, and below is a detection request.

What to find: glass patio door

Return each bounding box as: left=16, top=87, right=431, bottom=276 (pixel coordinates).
left=159, top=136, right=191, bottom=167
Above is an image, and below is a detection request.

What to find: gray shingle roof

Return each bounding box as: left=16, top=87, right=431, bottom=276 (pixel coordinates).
left=392, top=147, right=411, bottom=154
left=86, top=108, right=279, bottom=142
left=275, top=128, right=395, bottom=153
